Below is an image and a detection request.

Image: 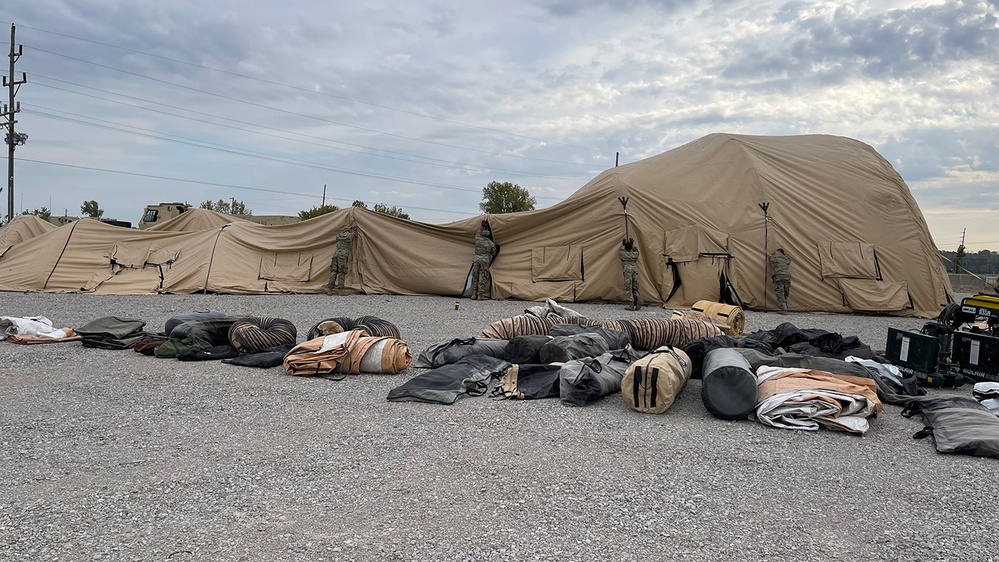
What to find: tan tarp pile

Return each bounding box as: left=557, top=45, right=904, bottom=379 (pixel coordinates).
left=0, top=134, right=952, bottom=317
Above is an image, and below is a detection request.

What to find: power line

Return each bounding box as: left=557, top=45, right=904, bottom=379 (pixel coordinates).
left=17, top=157, right=475, bottom=216
left=26, top=44, right=598, bottom=167
left=9, top=21, right=604, bottom=153
left=25, top=105, right=566, bottom=202
left=27, top=75, right=584, bottom=181
left=25, top=107, right=529, bottom=197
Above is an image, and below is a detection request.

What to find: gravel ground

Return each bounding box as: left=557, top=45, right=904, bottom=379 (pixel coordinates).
left=1, top=292, right=996, bottom=562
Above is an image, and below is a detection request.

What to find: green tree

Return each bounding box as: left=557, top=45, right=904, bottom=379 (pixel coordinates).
left=200, top=199, right=251, bottom=215
left=479, top=181, right=536, bottom=214
left=372, top=203, right=410, bottom=220
left=298, top=204, right=339, bottom=220
left=23, top=207, right=51, bottom=220
left=955, top=244, right=967, bottom=274
left=80, top=200, right=104, bottom=218
left=352, top=200, right=409, bottom=219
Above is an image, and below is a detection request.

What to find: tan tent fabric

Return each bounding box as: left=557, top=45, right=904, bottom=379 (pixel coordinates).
left=0, top=215, right=58, bottom=256
left=817, top=242, right=879, bottom=279
left=0, top=134, right=952, bottom=317
left=146, top=208, right=246, bottom=231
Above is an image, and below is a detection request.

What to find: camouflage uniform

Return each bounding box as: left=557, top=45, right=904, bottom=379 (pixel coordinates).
left=471, top=227, right=496, bottom=300
left=619, top=243, right=640, bottom=310
left=329, top=227, right=356, bottom=291
left=769, top=251, right=792, bottom=312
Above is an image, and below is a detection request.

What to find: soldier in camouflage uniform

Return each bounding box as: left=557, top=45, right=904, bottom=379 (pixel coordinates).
left=329, top=224, right=357, bottom=294
left=620, top=238, right=640, bottom=311
left=769, top=248, right=792, bottom=313
left=470, top=220, right=496, bottom=300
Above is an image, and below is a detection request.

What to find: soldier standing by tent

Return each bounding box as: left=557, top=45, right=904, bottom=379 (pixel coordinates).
left=769, top=248, right=792, bottom=314
left=471, top=220, right=496, bottom=300
left=620, top=238, right=640, bottom=310
left=328, top=224, right=358, bottom=294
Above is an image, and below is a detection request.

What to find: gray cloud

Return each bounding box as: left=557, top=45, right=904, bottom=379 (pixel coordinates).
left=718, top=2, right=999, bottom=87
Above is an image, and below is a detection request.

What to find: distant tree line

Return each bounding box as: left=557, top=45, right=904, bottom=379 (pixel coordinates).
left=941, top=249, right=999, bottom=274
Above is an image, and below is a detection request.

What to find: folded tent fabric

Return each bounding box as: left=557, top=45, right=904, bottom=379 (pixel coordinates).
left=902, top=396, right=999, bottom=459
left=972, top=383, right=999, bottom=416
left=284, top=329, right=366, bottom=377
left=387, top=355, right=512, bottom=405
left=412, top=337, right=510, bottom=369
left=335, top=335, right=412, bottom=375
left=755, top=366, right=883, bottom=435
left=7, top=328, right=82, bottom=344
left=76, top=316, right=150, bottom=350
left=0, top=315, right=56, bottom=340
left=283, top=329, right=411, bottom=376
left=76, top=316, right=147, bottom=339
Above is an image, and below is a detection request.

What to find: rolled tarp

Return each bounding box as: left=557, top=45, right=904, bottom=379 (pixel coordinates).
left=691, top=300, right=746, bottom=337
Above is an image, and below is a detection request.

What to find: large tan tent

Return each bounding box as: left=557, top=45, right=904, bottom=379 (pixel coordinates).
left=0, top=133, right=952, bottom=317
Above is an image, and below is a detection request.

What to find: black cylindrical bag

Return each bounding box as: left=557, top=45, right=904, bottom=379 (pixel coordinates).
left=701, top=348, right=758, bottom=420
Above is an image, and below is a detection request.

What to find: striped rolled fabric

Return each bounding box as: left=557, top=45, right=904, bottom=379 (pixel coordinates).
left=616, top=318, right=724, bottom=351
left=228, top=317, right=298, bottom=354
left=353, top=316, right=402, bottom=338
left=307, top=316, right=401, bottom=340
left=307, top=317, right=353, bottom=340
left=480, top=314, right=553, bottom=340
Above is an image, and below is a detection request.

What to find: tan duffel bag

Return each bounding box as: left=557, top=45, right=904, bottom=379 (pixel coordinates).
left=621, top=346, right=692, bottom=414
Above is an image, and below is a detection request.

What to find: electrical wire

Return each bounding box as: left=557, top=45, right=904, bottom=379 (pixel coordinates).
left=26, top=44, right=599, bottom=167
left=8, top=21, right=604, bottom=153
left=27, top=75, right=586, bottom=180
left=16, top=157, right=476, bottom=216
left=24, top=105, right=567, bottom=202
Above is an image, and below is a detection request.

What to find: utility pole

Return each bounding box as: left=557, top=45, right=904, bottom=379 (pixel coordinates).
left=3, top=24, right=27, bottom=223
left=322, top=183, right=327, bottom=207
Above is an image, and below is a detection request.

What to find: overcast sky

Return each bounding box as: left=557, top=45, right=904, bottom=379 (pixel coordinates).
left=2, top=0, right=997, bottom=249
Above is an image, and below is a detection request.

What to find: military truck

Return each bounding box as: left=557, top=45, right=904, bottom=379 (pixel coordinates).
left=138, top=203, right=300, bottom=229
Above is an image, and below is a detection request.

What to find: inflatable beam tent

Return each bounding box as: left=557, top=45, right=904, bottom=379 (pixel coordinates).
left=0, top=133, right=952, bottom=318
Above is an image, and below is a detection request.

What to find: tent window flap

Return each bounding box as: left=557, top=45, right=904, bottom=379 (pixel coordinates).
left=531, top=246, right=582, bottom=282
left=837, top=278, right=910, bottom=312
left=259, top=253, right=314, bottom=282
left=664, top=225, right=728, bottom=263
left=818, top=242, right=880, bottom=279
